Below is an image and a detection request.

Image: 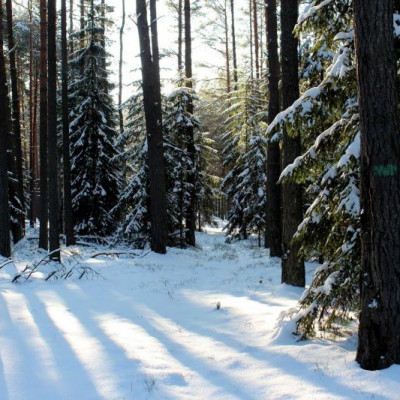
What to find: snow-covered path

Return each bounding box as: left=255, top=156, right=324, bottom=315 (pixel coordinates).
left=0, top=226, right=399, bottom=400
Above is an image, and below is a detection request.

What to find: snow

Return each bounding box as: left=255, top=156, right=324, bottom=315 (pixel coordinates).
left=0, top=225, right=399, bottom=400
left=298, top=0, right=335, bottom=25
left=394, top=14, right=400, bottom=37
left=267, top=87, right=322, bottom=135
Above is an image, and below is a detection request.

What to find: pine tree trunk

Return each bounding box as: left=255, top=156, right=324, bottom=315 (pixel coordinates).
left=230, top=0, right=238, bottom=90
left=224, top=0, right=231, bottom=93
left=69, top=0, right=74, bottom=53
left=265, top=0, right=281, bottom=256
left=0, top=0, right=11, bottom=258
left=29, top=0, right=35, bottom=227
left=178, top=0, right=183, bottom=73
left=280, top=0, right=304, bottom=286
left=79, top=0, right=85, bottom=74
left=61, top=0, right=75, bottom=246
left=6, top=0, right=25, bottom=240
left=354, top=0, right=400, bottom=370
left=48, top=0, right=60, bottom=260
left=29, top=0, right=39, bottom=227
left=32, top=63, right=39, bottom=225
left=252, top=0, right=259, bottom=79
left=100, top=0, right=107, bottom=76
left=136, top=0, right=167, bottom=254
left=118, top=0, right=125, bottom=137
left=184, top=0, right=196, bottom=246
left=39, top=0, right=48, bottom=250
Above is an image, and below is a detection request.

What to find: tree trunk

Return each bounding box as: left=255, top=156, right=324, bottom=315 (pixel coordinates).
left=6, top=0, right=25, bottom=240
left=48, top=0, right=60, bottom=260
left=29, top=0, right=35, bottom=227
left=184, top=0, right=196, bottom=246
left=280, top=0, right=304, bottom=286
left=230, top=0, right=238, bottom=90
left=136, top=0, right=167, bottom=254
left=79, top=0, right=85, bottom=73
left=61, top=0, right=75, bottom=246
left=265, top=0, right=281, bottom=256
left=69, top=0, right=74, bottom=53
left=178, top=0, right=183, bottom=73
left=39, top=0, right=48, bottom=250
left=31, top=63, right=39, bottom=226
left=354, top=0, right=400, bottom=370
left=0, top=0, right=11, bottom=258
left=224, top=0, right=231, bottom=93
left=118, top=0, right=125, bottom=137
left=100, top=0, right=107, bottom=75
left=252, top=0, right=259, bottom=79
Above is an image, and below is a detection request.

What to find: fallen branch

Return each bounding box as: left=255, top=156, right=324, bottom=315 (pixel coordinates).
left=90, top=250, right=140, bottom=258
left=0, top=260, right=14, bottom=270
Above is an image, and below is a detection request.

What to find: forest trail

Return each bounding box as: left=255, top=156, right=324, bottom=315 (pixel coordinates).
left=0, top=225, right=398, bottom=400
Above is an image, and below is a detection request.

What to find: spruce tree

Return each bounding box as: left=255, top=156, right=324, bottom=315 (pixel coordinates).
left=69, top=0, right=122, bottom=236
left=112, top=91, right=151, bottom=246
left=267, top=0, right=360, bottom=335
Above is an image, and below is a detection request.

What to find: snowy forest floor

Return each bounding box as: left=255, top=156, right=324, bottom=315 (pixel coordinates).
left=0, top=222, right=399, bottom=400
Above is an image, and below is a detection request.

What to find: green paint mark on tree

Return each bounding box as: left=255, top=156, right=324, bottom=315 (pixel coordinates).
left=373, top=164, right=398, bottom=177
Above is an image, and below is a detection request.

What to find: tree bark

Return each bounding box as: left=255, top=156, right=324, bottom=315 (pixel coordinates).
left=118, top=0, right=125, bottom=137
left=224, top=0, right=231, bottom=93
left=280, top=0, right=304, bottom=286
left=48, top=0, right=60, bottom=260
left=39, top=0, right=48, bottom=250
left=178, top=0, right=183, bottom=73
left=29, top=0, right=35, bottom=227
left=136, top=0, right=167, bottom=254
left=0, top=0, right=11, bottom=258
left=184, top=0, right=196, bottom=246
left=230, top=0, right=238, bottom=90
left=6, top=0, right=25, bottom=240
left=69, top=0, right=74, bottom=54
left=61, top=0, right=75, bottom=246
left=252, top=0, right=259, bottom=79
left=354, top=0, right=400, bottom=370
left=265, top=0, right=281, bottom=256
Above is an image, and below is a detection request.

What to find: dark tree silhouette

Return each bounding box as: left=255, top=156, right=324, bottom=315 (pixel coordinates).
left=355, top=0, right=400, bottom=370
left=280, top=0, right=305, bottom=286
left=136, top=0, right=168, bottom=253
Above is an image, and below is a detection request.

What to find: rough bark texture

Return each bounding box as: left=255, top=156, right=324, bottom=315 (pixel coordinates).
left=230, top=0, right=238, bottom=90
left=354, top=0, right=400, bottom=370
left=184, top=0, right=196, bottom=246
left=280, top=0, right=304, bottom=286
left=29, top=0, right=38, bottom=227
left=265, top=0, right=281, bottom=256
left=0, top=0, right=11, bottom=257
left=61, top=0, right=75, bottom=246
left=39, top=0, right=48, bottom=250
left=48, top=0, right=60, bottom=260
left=136, top=0, right=167, bottom=254
left=6, top=0, right=25, bottom=239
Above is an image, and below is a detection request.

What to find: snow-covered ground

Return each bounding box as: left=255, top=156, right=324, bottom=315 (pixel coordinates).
left=0, top=224, right=399, bottom=400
